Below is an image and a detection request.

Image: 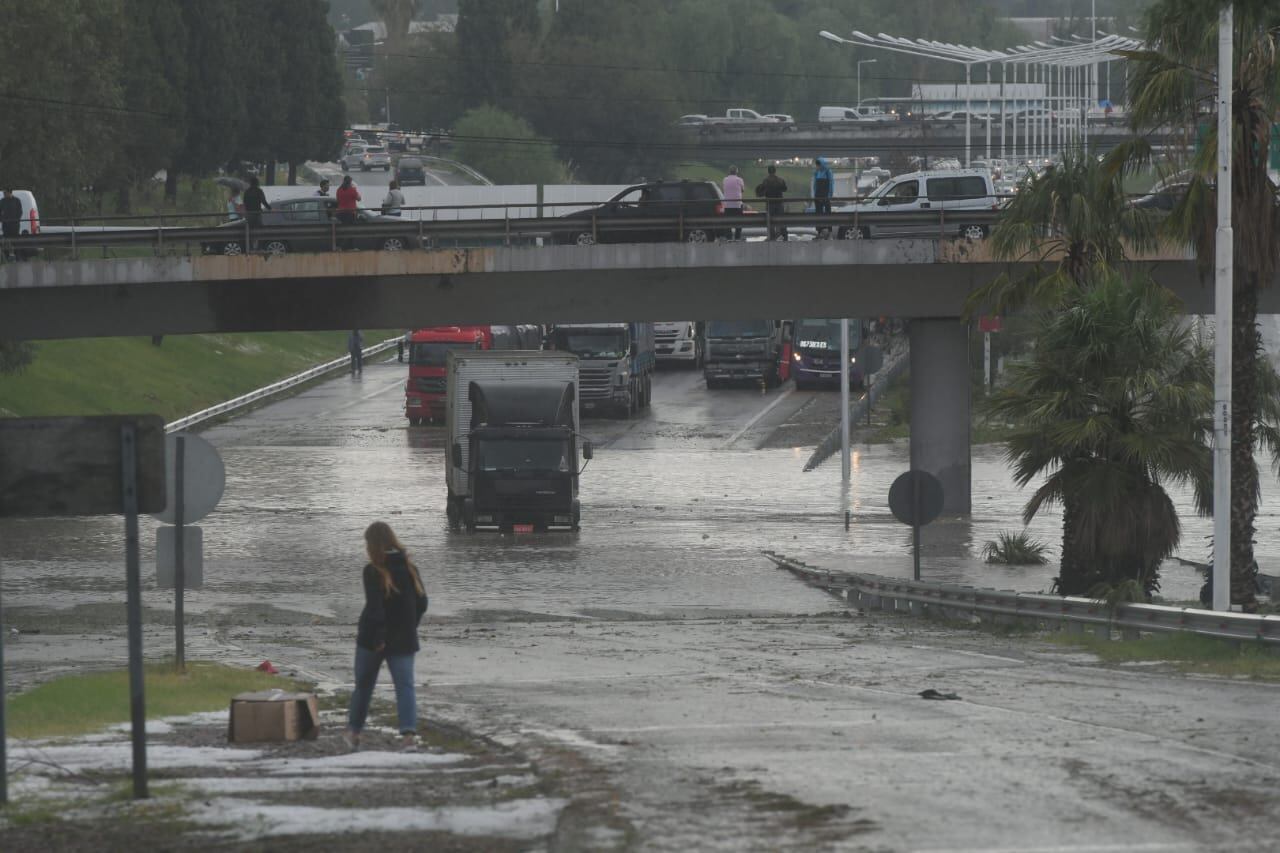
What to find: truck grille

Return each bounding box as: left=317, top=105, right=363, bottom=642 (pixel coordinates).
left=578, top=366, right=615, bottom=399
left=655, top=330, right=680, bottom=344
left=414, top=377, right=446, bottom=394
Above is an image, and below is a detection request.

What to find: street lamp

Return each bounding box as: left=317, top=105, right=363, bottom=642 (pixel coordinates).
left=857, top=59, right=877, bottom=107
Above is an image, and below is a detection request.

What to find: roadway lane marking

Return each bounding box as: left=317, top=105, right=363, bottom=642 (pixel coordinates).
left=722, top=385, right=796, bottom=448
left=926, top=843, right=1209, bottom=853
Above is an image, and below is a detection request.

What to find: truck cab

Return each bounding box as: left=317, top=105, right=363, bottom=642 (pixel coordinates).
left=791, top=318, right=865, bottom=391
left=654, top=321, right=702, bottom=367
left=703, top=320, right=786, bottom=389
left=548, top=322, right=656, bottom=417
left=405, top=327, right=489, bottom=424
left=406, top=325, right=544, bottom=424
left=445, top=352, right=590, bottom=532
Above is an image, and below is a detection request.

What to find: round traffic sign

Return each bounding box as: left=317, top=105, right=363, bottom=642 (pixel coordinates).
left=888, top=470, right=944, bottom=527
left=152, top=434, right=225, bottom=524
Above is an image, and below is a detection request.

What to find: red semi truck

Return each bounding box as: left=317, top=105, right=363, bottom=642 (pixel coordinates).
left=404, top=325, right=542, bottom=424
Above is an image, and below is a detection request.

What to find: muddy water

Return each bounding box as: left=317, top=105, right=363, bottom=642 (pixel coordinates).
left=2, top=362, right=1271, bottom=625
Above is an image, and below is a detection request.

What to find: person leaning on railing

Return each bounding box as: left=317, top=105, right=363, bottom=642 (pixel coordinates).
left=337, top=176, right=361, bottom=250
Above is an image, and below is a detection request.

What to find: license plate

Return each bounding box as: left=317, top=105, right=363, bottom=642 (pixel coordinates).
left=513, top=524, right=534, bottom=534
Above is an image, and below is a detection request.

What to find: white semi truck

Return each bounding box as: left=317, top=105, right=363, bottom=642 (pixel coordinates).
left=445, top=351, right=592, bottom=532
left=654, top=321, right=702, bottom=367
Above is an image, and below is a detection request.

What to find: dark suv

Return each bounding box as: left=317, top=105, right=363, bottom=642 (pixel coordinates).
left=556, top=180, right=725, bottom=245
left=396, top=157, right=427, bottom=186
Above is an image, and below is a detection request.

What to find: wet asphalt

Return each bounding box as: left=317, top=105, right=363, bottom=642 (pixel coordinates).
left=3, top=361, right=1280, bottom=850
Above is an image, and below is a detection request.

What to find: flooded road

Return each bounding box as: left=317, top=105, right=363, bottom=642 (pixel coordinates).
left=2, top=357, right=1259, bottom=621
left=5, top=360, right=1280, bottom=850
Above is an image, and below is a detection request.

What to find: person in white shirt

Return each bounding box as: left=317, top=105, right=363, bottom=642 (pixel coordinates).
left=381, top=180, right=405, bottom=217
left=722, top=166, right=745, bottom=240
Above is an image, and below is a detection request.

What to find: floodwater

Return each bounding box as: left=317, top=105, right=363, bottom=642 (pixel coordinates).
left=3, top=360, right=1275, bottom=622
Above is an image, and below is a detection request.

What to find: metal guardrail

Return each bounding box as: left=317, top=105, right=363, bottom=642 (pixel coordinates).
left=763, top=550, right=1280, bottom=646
left=165, top=337, right=401, bottom=433
left=0, top=198, right=1005, bottom=260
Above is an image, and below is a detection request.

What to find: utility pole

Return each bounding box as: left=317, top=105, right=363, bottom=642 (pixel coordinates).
left=1213, top=5, right=1233, bottom=611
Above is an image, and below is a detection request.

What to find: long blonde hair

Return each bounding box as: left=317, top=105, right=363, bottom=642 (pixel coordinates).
left=364, top=521, right=424, bottom=597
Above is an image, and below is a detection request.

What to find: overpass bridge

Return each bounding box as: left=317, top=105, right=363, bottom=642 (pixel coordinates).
left=4, top=237, right=1265, bottom=517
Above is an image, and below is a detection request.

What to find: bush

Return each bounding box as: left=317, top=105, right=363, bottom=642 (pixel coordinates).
left=453, top=105, right=570, bottom=185
left=982, top=531, right=1048, bottom=565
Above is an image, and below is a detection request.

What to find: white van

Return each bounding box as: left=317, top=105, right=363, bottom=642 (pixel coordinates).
left=833, top=170, right=997, bottom=240
left=818, top=106, right=894, bottom=124
left=2, top=190, right=40, bottom=234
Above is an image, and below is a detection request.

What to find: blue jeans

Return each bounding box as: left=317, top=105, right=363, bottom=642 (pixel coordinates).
left=347, top=645, right=417, bottom=734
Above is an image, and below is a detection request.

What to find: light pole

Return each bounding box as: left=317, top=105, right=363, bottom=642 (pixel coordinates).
left=857, top=59, right=877, bottom=108
left=1213, top=5, right=1233, bottom=612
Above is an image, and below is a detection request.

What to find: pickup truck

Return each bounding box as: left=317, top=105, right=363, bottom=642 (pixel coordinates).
left=702, top=109, right=789, bottom=133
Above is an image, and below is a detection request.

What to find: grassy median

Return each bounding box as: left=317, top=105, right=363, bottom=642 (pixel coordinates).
left=7, top=662, right=307, bottom=739
left=1051, top=631, right=1280, bottom=680
left=0, top=331, right=397, bottom=422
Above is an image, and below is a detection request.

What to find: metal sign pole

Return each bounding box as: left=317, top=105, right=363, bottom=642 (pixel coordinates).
left=121, top=424, right=149, bottom=799
left=912, top=476, right=922, bottom=581
left=1212, top=5, right=1233, bottom=611
left=174, top=436, right=186, bottom=672
left=0, top=556, right=7, bottom=805
left=840, top=318, right=851, bottom=481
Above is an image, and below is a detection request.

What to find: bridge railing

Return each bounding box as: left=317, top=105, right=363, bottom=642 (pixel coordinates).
left=0, top=194, right=1022, bottom=261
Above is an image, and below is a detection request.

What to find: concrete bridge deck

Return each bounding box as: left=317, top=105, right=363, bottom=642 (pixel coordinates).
left=0, top=240, right=1259, bottom=341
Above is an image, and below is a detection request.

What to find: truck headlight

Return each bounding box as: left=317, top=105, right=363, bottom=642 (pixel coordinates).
left=793, top=352, right=802, bottom=362
left=615, top=371, right=629, bottom=385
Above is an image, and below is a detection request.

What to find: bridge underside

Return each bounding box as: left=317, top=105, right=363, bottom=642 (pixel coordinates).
left=1, top=242, right=1265, bottom=341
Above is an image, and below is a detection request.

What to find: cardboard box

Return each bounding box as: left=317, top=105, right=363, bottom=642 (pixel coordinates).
left=228, top=690, right=319, bottom=743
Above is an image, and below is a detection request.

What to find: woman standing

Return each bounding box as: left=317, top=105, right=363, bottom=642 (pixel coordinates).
left=345, top=521, right=428, bottom=752
left=381, top=179, right=405, bottom=217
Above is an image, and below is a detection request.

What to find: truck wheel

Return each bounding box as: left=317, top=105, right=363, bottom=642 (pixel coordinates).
left=643, top=375, right=652, bottom=408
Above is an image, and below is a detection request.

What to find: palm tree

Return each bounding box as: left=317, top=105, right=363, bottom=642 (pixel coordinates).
left=966, top=151, right=1158, bottom=595
left=988, top=273, right=1214, bottom=598
left=965, top=150, right=1157, bottom=317
left=1115, top=0, right=1280, bottom=609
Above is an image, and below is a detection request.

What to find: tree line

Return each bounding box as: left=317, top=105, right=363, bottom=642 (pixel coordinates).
left=0, top=0, right=345, bottom=217
left=370, top=0, right=1032, bottom=182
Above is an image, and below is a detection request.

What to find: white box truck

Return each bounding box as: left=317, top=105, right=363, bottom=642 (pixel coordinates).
left=445, top=351, right=591, bottom=532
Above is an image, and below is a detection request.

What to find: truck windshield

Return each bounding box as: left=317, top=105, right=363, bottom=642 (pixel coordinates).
left=411, top=341, right=479, bottom=367
left=552, top=330, right=628, bottom=359
left=478, top=439, right=571, bottom=473
left=794, top=320, right=860, bottom=352
left=707, top=320, right=773, bottom=338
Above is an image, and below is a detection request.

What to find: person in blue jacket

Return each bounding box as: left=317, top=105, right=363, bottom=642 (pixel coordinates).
left=812, top=157, right=834, bottom=238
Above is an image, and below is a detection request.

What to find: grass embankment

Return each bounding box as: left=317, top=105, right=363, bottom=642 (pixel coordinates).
left=1051, top=632, right=1280, bottom=681
left=8, top=662, right=307, bottom=739
left=0, top=332, right=390, bottom=422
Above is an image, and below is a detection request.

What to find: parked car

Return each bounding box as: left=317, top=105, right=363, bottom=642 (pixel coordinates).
left=818, top=105, right=896, bottom=123
left=340, top=144, right=391, bottom=172
left=555, top=180, right=725, bottom=245
left=833, top=170, right=997, bottom=240
left=395, top=157, right=428, bottom=186
left=926, top=110, right=989, bottom=123
left=201, top=197, right=417, bottom=255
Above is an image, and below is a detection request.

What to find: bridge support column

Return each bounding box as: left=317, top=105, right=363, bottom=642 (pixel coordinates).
left=909, top=319, right=971, bottom=515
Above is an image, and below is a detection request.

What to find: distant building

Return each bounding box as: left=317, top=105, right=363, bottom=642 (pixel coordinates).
left=908, top=83, right=1048, bottom=116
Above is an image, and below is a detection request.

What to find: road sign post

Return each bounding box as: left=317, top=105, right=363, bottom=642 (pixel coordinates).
left=888, top=470, right=944, bottom=582
left=153, top=433, right=224, bottom=671
left=0, top=415, right=166, bottom=803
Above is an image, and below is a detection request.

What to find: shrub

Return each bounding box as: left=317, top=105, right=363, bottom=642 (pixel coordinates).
left=982, top=531, right=1048, bottom=565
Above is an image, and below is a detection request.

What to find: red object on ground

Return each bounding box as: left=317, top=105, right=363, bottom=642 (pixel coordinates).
left=256, top=660, right=279, bottom=675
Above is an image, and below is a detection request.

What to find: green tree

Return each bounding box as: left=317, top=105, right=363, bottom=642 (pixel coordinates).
left=174, top=1, right=246, bottom=195
left=371, top=0, right=419, bottom=45
left=1115, top=0, right=1280, bottom=609
left=453, top=106, right=568, bottom=184
left=456, top=0, right=540, bottom=110
left=967, top=150, right=1157, bottom=314
left=271, top=0, right=347, bottom=184
left=989, top=273, right=1213, bottom=598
